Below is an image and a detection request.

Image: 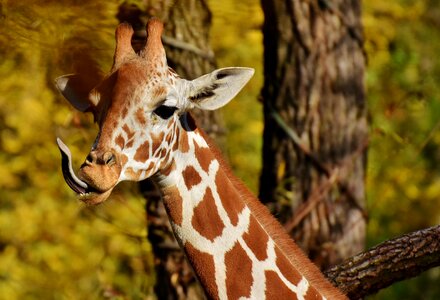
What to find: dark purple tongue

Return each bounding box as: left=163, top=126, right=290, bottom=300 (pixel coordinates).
left=56, top=138, right=89, bottom=194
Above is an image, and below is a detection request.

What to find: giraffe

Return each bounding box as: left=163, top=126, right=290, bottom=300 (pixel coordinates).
left=56, top=19, right=347, bottom=300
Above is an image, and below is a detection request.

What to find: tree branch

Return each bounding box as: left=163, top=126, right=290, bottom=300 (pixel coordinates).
left=324, top=225, right=440, bottom=299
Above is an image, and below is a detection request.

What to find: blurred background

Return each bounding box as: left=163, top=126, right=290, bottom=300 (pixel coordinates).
left=0, top=0, right=439, bottom=299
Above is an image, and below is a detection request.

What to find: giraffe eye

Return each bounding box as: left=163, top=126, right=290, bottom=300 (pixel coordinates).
left=153, top=105, right=178, bottom=119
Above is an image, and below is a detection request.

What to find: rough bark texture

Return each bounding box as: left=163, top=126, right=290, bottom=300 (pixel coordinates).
left=325, top=225, right=440, bottom=299
left=260, top=0, right=368, bottom=269
left=117, top=1, right=219, bottom=299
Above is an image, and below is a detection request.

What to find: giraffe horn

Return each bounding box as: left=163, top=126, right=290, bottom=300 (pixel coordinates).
left=112, top=22, right=135, bottom=69
left=141, top=18, right=166, bottom=61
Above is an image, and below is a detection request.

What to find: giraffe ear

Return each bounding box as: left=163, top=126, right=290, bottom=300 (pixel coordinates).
left=187, top=67, right=254, bottom=110
left=55, top=74, right=96, bottom=112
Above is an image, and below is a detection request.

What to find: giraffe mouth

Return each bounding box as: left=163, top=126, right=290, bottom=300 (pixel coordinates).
left=56, top=138, right=98, bottom=196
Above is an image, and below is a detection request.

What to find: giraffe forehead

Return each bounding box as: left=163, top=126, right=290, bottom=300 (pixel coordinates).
left=94, top=63, right=172, bottom=115
left=119, top=62, right=169, bottom=91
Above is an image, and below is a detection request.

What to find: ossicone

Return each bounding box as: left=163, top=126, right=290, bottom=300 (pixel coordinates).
left=141, top=18, right=166, bottom=62
left=112, top=22, right=135, bottom=69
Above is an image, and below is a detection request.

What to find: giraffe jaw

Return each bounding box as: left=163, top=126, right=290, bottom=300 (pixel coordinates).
left=77, top=188, right=114, bottom=205
left=57, top=138, right=114, bottom=205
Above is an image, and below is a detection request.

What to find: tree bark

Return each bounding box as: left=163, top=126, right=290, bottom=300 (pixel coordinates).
left=325, top=225, right=440, bottom=299
left=260, top=0, right=368, bottom=269
left=117, top=1, right=219, bottom=299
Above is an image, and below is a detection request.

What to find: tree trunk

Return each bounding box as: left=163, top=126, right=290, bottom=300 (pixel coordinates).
left=117, top=1, right=219, bottom=299
left=259, top=0, right=368, bottom=269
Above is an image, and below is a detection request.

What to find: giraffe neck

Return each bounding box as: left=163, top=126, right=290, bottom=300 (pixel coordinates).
left=153, top=117, right=346, bottom=300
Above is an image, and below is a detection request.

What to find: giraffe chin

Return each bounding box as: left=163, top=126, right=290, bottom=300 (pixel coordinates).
left=77, top=188, right=114, bottom=205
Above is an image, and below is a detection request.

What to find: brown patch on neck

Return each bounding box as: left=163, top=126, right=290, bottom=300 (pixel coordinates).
left=162, top=185, right=183, bottom=226
left=178, top=128, right=190, bottom=153
left=225, top=242, right=253, bottom=299
left=184, top=243, right=219, bottom=300
left=194, top=142, right=214, bottom=173
left=304, top=285, right=323, bottom=300
left=264, top=271, right=299, bottom=300
left=243, top=216, right=269, bottom=261
left=191, top=188, right=225, bottom=241
left=182, top=165, right=202, bottom=190
left=215, top=170, right=246, bottom=226
left=274, top=247, right=302, bottom=286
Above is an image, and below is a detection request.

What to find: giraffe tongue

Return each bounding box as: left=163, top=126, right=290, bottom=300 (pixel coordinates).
left=56, top=138, right=89, bottom=194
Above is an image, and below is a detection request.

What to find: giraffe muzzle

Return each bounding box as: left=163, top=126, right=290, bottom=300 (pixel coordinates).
left=56, top=137, right=110, bottom=198
left=57, top=138, right=119, bottom=205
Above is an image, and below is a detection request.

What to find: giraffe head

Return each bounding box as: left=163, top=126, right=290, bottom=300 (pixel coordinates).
left=56, top=19, right=254, bottom=204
